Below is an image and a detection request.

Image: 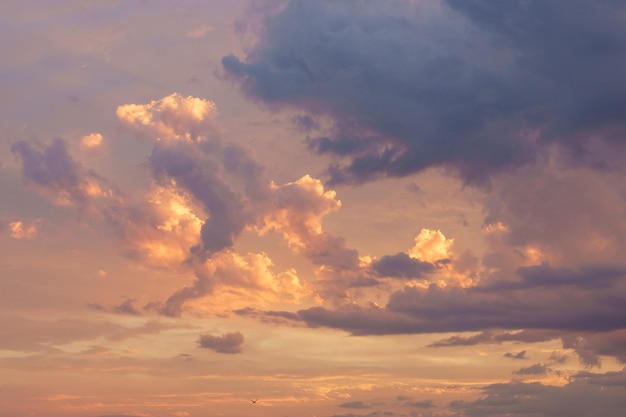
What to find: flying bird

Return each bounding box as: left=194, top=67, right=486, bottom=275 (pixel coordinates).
left=251, top=398, right=258, bottom=404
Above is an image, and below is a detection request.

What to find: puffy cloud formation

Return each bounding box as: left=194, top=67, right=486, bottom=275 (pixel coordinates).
left=80, top=132, right=103, bottom=149
left=118, top=93, right=273, bottom=258
left=116, top=93, right=220, bottom=142
left=10, top=136, right=204, bottom=269
left=197, top=331, right=244, bottom=354
left=158, top=249, right=308, bottom=317
left=408, top=229, right=453, bottom=263
left=223, top=0, right=626, bottom=184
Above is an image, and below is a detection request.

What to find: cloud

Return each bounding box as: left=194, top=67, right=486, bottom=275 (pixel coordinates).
left=111, top=299, right=141, bottom=315
left=118, top=93, right=272, bottom=258
left=339, top=401, right=370, bottom=409
left=222, top=0, right=626, bottom=185
left=116, top=93, right=220, bottom=143
left=294, top=260, right=626, bottom=349
left=80, top=132, right=103, bottom=149
left=481, top=158, right=626, bottom=267
left=158, top=249, right=308, bottom=317
left=371, top=253, right=435, bottom=279
left=503, top=350, right=527, bottom=360
left=408, top=399, right=434, bottom=409
left=561, top=330, right=626, bottom=366
left=14, top=94, right=356, bottom=314
left=197, top=331, right=244, bottom=354
left=2, top=218, right=42, bottom=240
left=452, top=369, right=626, bottom=417
left=11, top=137, right=112, bottom=210
left=408, top=229, right=453, bottom=263
left=513, top=363, right=549, bottom=376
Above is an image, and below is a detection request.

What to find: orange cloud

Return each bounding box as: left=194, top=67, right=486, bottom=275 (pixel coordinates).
left=116, top=93, right=220, bottom=142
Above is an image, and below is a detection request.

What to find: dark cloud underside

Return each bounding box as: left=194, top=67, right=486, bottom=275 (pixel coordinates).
left=222, top=0, right=626, bottom=185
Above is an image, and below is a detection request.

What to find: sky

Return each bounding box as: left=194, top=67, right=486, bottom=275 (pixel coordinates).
left=2, top=1, right=626, bottom=416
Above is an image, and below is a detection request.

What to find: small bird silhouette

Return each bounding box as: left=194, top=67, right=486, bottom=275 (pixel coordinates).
left=251, top=399, right=258, bottom=404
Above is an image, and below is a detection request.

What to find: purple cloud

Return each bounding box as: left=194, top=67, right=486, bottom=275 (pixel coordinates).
left=197, top=332, right=244, bottom=354
left=223, top=0, right=626, bottom=185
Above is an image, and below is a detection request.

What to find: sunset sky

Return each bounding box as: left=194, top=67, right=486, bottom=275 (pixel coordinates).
left=2, top=1, right=626, bottom=416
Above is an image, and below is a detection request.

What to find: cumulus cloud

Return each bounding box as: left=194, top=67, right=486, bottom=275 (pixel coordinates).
left=408, top=229, right=453, bottom=264
left=158, top=249, right=308, bottom=317
left=80, top=132, right=103, bottom=149
left=222, top=0, right=626, bottom=185
left=116, top=93, right=221, bottom=143
left=197, top=331, right=244, bottom=354
left=11, top=137, right=113, bottom=210
left=118, top=93, right=272, bottom=258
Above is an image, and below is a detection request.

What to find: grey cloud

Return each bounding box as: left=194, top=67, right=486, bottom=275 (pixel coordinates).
left=111, top=299, right=141, bottom=315
left=371, top=253, right=435, bottom=279
left=428, top=331, right=498, bottom=347
left=561, top=330, right=626, bottom=366
left=513, top=363, right=549, bottom=376
left=452, top=370, right=626, bottom=417
left=429, top=329, right=562, bottom=347
left=488, top=262, right=626, bottom=291
left=503, top=350, right=526, bottom=360
left=233, top=307, right=304, bottom=327
left=482, top=161, right=626, bottom=268
left=339, top=401, right=370, bottom=409
left=197, top=331, right=244, bottom=354
left=293, top=261, right=626, bottom=366
left=148, top=140, right=267, bottom=257
left=222, top=0, right=626, bottom=185
left=11, top=138, right=106, bottom=210
left=407, top=399, right=434, bottom=409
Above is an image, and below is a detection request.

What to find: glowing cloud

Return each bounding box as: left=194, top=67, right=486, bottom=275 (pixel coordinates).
left=8, top=219, right=41, bottom=240
left=116, top=93, right=220, bottom=142
left=408, top=229, right=454, bottom=263
left=80, top=132, right=103, bottom=149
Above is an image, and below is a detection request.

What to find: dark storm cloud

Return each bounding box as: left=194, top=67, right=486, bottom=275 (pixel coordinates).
left=197, top=331, right=244, bottom=354
left=371, top=253, right=435, bottom=279
left=222, top=0, right=626, bottom=184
